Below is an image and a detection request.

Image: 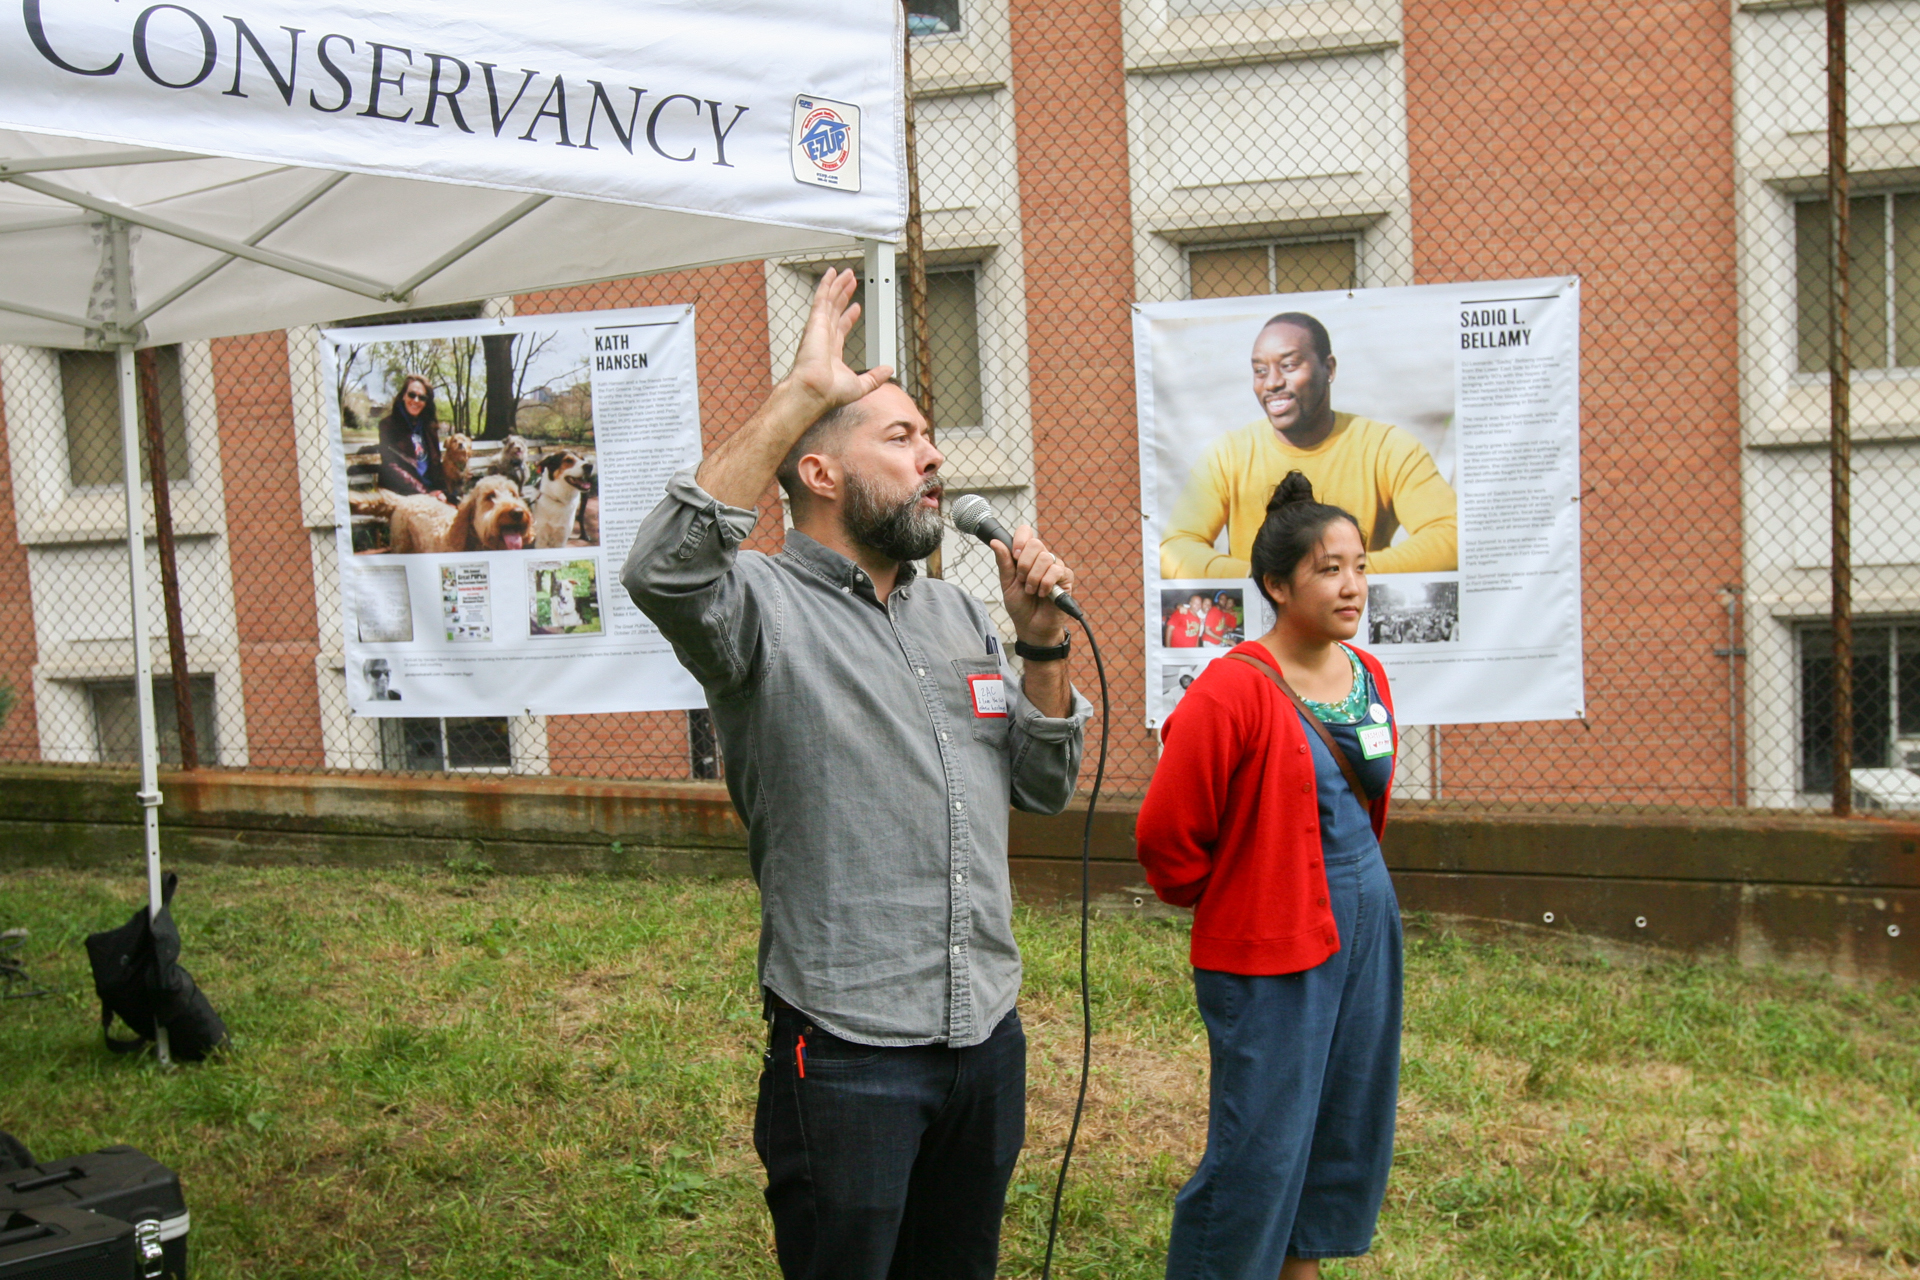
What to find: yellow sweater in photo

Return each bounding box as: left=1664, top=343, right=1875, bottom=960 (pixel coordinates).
left=1159, top=413, right=1458, bottom=579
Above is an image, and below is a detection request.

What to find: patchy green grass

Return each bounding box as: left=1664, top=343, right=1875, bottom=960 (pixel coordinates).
left=1, top=866, right=1916, bottom=1278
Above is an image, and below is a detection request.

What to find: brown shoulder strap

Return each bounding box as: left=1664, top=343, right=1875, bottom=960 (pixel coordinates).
left=1227, top=653, right=1373, bottom=804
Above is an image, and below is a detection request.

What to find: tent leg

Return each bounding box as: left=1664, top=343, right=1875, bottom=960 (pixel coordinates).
left=115, top=341, right=171, bottom=1069
left=861, top=239, right=899, bottom=374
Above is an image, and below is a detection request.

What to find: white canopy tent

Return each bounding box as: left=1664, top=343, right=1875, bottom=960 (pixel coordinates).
left=0, top=0, right=905, bottom=1061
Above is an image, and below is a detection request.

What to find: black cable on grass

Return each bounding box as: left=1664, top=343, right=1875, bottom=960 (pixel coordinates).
left=1040, top=619, right=1107, bottom=1280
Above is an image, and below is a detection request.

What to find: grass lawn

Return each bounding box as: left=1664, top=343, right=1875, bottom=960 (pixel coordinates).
left=2, top=865, right=1916, bottom=1278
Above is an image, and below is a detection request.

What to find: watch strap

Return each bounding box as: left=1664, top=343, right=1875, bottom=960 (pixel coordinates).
left=1014, top=633, right=1072, bottom=662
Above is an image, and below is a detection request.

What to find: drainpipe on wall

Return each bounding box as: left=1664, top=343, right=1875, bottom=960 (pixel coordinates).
left=136, top=347, right=198, bottom=772
left=1715, top=585, right=1744, bottom=807
left=901, top=4, right=939, bottom=579
left=1826, top=0, right=1854, bottom=818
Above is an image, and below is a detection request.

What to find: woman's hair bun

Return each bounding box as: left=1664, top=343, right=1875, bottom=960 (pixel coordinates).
left=1267, top=470, right=1316, bottom=514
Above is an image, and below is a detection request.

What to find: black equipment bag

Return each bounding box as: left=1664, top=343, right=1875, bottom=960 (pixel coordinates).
left=0, top=1139, right=31, bottom=1177
left=0, top=1149, right=184, bottom=1280
left=0, top=1206, right=138, bottom=1280
left=82, top=875, right=227, bottom=1062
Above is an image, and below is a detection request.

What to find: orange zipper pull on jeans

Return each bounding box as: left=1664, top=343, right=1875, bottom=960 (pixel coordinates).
left=796, top=1033, right=807, bottom=1078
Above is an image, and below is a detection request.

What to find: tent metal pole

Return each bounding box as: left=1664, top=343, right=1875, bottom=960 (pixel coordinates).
left=861, top=239, right=898, bottom=374
left=106, top=217, right=170, bottom=1067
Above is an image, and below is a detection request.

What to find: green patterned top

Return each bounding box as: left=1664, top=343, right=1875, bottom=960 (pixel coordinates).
left=1299, top=645, right=1369, bottom=725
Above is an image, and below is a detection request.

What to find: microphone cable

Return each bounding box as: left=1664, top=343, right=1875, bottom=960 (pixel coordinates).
left=1040, top=613, right=1106, bottom=1280
left=940, top=498, right=1106, bottom=1277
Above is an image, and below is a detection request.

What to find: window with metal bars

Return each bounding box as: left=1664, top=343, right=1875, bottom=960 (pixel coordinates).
left=379, top=717, right=513, bottom=772
left=89, top=676, right=216, bottom=767
left=1799, top=622, right=1920, bottom=793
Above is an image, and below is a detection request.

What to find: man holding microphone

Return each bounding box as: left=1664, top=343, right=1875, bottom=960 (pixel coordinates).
left=623, top=269, right=1090, bottom=1280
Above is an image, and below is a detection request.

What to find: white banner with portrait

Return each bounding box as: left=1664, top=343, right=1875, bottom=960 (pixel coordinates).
left=1136, top=277, right=1584, bottom=727
left=321, top=305, right=706, bottom=717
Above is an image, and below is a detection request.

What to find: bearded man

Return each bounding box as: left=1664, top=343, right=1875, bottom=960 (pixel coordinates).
left=622, top=269, right=1090, bottom=1280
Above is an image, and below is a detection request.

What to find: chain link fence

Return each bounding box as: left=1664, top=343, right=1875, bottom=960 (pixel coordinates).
left=0, top=0, right=1915, bottom=814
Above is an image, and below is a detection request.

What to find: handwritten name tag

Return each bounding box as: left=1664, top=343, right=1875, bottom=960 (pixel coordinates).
left=1357, top=723, right=1394, bottom=760
left=968, top=674, right=1008, bottom=717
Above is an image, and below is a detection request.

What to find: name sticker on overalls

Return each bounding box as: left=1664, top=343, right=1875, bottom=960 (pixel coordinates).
left=1357, top=722, right=1394, bottom=760
left=968, top=674, right=1009, bottom=717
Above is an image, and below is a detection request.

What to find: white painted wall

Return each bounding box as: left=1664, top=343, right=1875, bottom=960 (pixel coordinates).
left=1733, top=0, right=1920, bottom=806
left=0, top=340, right=249, bottom=765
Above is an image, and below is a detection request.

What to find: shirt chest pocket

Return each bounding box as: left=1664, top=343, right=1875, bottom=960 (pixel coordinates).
left=949, top=658, right=1012, bottom=746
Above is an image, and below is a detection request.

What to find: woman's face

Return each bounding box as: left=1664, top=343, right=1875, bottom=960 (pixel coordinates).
left=401, top=379, right=430, bottom=415
left=1266, top=519, right=1367, bottom=641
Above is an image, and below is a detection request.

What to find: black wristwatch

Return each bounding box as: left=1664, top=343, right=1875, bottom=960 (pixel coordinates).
left=1014, top=632, right=1072, bottom=662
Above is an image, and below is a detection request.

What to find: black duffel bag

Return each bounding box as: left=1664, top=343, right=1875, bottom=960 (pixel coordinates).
left=84, top=873, right=229, bottom=1062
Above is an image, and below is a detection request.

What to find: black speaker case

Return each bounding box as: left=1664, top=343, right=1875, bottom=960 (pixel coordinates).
left=0, top=1206, right=137, bottom=1280
left=0, top=1151, right=184, bottom=1280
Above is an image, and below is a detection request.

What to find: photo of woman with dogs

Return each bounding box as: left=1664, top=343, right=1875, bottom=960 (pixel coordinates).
left=338, top=331, right=599, bottom=557
left=322, top=304, right=709, bottom=721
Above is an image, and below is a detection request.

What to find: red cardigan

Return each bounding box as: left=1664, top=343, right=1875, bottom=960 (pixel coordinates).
left=1136, top=640, right=1395, bottom=975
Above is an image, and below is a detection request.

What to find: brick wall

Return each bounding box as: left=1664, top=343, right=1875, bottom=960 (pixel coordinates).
left=1404, top=0, right=1742, bottom=802
left=0, top=393, right=38, bottom=760
left=1009, top=0, right=1152, bottom=788
left=213, top=332, right=326, bottom=768
left=517, top=261, right=774, bottom=779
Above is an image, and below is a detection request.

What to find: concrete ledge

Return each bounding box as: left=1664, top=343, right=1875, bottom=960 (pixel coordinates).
left=0, top=766, right=751, bottom=877
left=5, top=767, right=1916, bottom=983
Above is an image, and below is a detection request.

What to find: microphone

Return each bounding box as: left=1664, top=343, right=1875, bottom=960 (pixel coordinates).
left=949, top=493, right=1085, bottom=622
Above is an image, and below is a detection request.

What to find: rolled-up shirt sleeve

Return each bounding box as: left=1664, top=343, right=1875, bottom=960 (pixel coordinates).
left=621, top=468, right=768, bottom=697
left=1005, top=656, right=1093, bottom=815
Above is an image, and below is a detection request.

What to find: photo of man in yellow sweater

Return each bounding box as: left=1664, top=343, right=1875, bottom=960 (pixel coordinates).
left=1159, top=312, right=1458, bottom=578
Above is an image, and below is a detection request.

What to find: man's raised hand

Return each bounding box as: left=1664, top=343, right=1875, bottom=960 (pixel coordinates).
left=786, top=268, right=896, bottom=415
left=693, top=268, right=897, bottom=510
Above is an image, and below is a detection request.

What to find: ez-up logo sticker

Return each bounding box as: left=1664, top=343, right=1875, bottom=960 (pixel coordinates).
left=792, top=96, right=861, bottom=191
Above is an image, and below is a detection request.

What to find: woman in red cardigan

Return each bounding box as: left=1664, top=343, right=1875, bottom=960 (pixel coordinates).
left=1138, top=471, right=1401, bottom=1280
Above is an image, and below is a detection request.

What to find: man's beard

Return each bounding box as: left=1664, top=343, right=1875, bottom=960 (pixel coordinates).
left=843, top=470, right=944, bottom=563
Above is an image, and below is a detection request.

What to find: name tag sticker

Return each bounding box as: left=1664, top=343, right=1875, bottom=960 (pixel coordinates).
left=968, top=674, right=1009, bottom=717
left=1357, top=723, right=1394, bottom=760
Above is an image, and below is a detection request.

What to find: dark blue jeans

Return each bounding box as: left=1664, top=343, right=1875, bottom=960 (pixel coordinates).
left=1165, top=847, right=1403, bottom=1279
left=754, top=1001, right=1026, bottom=1280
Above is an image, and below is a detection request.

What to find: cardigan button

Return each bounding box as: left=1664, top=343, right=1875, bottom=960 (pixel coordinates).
left=1317, top=896, right=1328, bottom=907
left=1297, top=744, right=1307, bottom=754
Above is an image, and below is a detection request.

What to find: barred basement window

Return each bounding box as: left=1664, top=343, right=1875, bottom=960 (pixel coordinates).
left=1795, top=192, right=1920, bottom=373
left=1799, top=622, right=1920, bottom=793
left=1187, top=238, right=1357, bottom=301
left=89, top=676, right=217, bottom=767
left=380, top=717, right=513, bottom=772
left=688, top=708, right=719, bottom=780
left=60, top=345, right=189, bottom=488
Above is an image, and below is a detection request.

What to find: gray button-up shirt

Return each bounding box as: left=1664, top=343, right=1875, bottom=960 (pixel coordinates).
left=622, top=470, right=1091, bottom=1047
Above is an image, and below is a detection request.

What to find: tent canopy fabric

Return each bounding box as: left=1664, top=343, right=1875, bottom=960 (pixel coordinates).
left=0, top=0, right=904, bottom=1067
left=0, top=0, right=904, bottom=347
